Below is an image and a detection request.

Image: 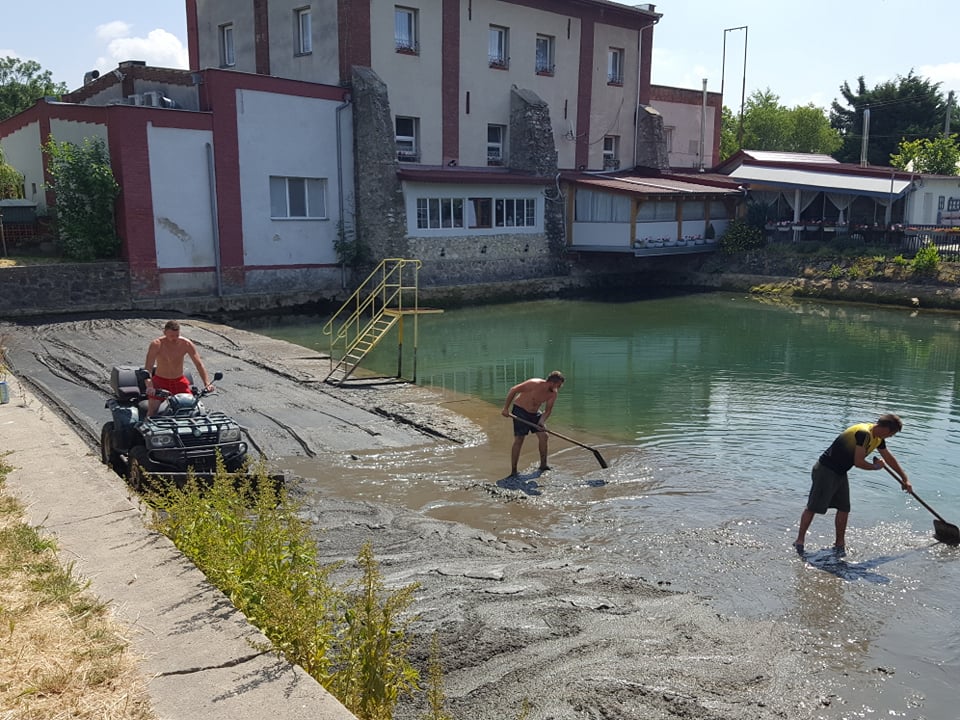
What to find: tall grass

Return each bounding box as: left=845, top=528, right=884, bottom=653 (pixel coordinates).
left=147, top=458, right=420, bottom=720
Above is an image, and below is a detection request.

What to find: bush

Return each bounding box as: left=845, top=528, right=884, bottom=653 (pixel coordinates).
left=911, top=242, right=941, bottom=275
left=149, top=460, right=419, bottom=720
left=718, top=218, right=764, bottom=254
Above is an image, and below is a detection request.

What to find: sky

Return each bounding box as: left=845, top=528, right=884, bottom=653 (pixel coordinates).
left=3, top=0, right=960, bottom=114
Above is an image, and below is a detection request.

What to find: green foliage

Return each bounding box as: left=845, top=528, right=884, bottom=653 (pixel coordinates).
left=893, top=254, right=909, bottom=266
left=745, top=201, right=770, bottom=228
left=0, top=147, right=23, bottom=199
left=335, top=214, right=371, bottom=270
left=828, top=264, right=844, bottom=279
left=330, top=540, right=420, bottom=720
left=720, top=88, right=840, bottom=159
left=830, top=71, right=949, bottom=165
left=420, top=633, right=453, bottom=720
left=42, top=136, right=120, bottom=261
left=718, top=218, right=764, bottom=254
left=890, top=134, right=960, bottom=175
left=0, top=57, right=69, bottom=121
left=911, top=242, right=941, bottom=274
left=149, top=460, right=419, bottom=720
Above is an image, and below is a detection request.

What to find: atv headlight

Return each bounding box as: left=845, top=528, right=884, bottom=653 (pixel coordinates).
left=219, top=426, right=241, bottom=442
left=148, top=434, right=175, bottom=448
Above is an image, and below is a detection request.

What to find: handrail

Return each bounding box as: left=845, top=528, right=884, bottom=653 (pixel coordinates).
left=322, top=259, right=422, bottom=381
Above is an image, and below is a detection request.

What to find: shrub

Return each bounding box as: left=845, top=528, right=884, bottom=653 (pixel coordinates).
left=828, top=264, right=844, bottom=279
left=149, top=461, right=419, bottom=720
left=718, top=219, right=764, bottom=254
left=911, top=242, right=941, bottom=275
left=41, top=137, right=120, bottom=261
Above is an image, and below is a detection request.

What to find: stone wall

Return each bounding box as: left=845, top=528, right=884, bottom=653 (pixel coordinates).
left=0, top=263, right=132, bottom=317
left=408, top=231, right=555, bottom=286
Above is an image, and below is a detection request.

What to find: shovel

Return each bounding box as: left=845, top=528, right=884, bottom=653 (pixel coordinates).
left=884, top=465, right=960, bottom=545
left=509, top=413, right=608, bottom=469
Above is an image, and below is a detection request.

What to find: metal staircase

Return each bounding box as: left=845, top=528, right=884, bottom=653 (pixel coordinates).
left=322, top=258, right=435, bottom=385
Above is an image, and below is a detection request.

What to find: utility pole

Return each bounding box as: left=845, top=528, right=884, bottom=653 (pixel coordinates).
left=945, top=91, right=954, bottom=137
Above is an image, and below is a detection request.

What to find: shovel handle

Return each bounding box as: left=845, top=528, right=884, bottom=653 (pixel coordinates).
left=883, top=465, right=948, bottom=523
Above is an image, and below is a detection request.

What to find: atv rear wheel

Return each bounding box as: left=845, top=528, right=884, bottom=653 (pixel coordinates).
left=100, top=422, right=126, bottom=475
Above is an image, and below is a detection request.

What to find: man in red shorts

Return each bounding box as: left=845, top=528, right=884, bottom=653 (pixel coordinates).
left=144, top=320, right=214, bottom=417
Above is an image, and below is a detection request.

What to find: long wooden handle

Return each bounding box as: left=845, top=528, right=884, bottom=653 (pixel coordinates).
left=509, top=413, right=608, bottom=469
left=883, top=465, right=947, bottom=523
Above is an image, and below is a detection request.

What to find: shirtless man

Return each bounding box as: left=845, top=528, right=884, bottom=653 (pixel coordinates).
left=143, top=320, right=214, bottom=417
left=501, top=370, right=565, bottom=476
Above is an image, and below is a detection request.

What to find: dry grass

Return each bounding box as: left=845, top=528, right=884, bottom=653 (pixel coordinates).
left=0, top=256, right=61, bottom=268
left=0, top=456, right=157, bottom=720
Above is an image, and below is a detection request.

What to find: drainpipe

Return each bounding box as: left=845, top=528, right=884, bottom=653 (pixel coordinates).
left=698, top=78, right=707, bottom=171
left=634, top=17, right=660, bottom=169
left=205, top=142, right=222, bottom=297
left=336, top=93, right=353, bottom=290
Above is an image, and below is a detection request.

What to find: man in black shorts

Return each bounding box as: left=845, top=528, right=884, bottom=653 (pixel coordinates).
left=501, top=371, right=565, bottom=476
left=793, top=413, right=910, bottom=556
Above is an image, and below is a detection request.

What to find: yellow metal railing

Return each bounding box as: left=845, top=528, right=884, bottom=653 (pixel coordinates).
left=322, top=259, right=422, bottom=384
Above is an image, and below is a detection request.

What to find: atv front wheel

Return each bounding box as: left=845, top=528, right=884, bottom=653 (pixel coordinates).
left=128, top=445, right=153, bottom=492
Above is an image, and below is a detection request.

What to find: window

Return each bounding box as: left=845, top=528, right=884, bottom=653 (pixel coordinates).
left=395, top=6, right=418, bottom=53
left=495, top=198, right=536, bottom=227
left=296, top=7, right=312, bottom=55
left=535, top=34, right=554, bottom=74
left=416, top=198, right=465, bottom=229
left=469, top=198, right=492, bottom=228
left=607, top=47, right=624, bottom=85
left=603, top=136, right=619, bottom=170
left=395, top=116, right=420, bottom=162
left=219, top=23, right=235, bottom=67
left=487, top=124, right=505, bottom=166
left=489, top=26, right=509, bottom=69
left=270, top=176, right=327, bottom=218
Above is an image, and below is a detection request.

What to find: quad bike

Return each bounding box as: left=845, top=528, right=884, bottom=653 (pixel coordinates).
left=100, top=365, right=248, bottom=490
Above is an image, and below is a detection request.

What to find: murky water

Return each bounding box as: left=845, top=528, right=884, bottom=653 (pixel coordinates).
left=239, top=292, right=960, bottom=718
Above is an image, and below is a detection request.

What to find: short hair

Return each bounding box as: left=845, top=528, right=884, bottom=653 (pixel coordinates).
left=547, top=370, right=565, bottom=384
left=876, top=413, right=903, bottom=433
left=164, top=320, right=181, bottom=332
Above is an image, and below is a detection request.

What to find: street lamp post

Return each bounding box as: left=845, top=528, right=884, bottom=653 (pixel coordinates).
left=721, top=25, right=748, bottom=149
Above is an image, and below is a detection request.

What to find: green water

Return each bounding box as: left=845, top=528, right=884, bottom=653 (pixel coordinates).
left=239, top=292, right=960, bottom=718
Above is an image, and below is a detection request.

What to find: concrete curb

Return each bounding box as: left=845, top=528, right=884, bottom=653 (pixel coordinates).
left=1, top=382, right=357, bottom=720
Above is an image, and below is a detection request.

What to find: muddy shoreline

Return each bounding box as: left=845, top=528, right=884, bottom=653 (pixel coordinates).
left=1, top=315, right=824, bottom=719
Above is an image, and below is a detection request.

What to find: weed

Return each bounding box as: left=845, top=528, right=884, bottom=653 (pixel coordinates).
left=911, top=242, right=941, bottom=274
left=827, top=264, right=844, bottom=279
left=149, top=460, right=420, bottom=720
left=421, top=633, right=453, bottom=720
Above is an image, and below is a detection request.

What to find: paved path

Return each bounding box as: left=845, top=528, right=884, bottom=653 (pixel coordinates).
left=1, top=380, right=357, bottom=720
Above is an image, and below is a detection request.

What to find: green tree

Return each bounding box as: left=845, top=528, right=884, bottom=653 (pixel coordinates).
left=830, top=71, right=950, bottom=166
left=0, top=147, right=24, bottom=199
left=890, top=134, right=960, bottom=175
left=0, top=57, right=68, bottom=121
left=42, top=136, right=120, bottom=261
left=719, top=89, right=840, bottom=160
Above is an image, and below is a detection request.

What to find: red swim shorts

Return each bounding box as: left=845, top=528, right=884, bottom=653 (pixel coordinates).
left=152, top=375, right=191, bottom=395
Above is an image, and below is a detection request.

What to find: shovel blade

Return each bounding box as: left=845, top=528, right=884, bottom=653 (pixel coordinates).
left=933, top=519, right=960, bottom=546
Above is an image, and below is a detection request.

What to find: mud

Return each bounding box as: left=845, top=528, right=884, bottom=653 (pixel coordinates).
left=0, top=315, right=822, bottom=719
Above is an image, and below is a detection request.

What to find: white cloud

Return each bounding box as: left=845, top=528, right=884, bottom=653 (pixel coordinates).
left=919, top=62, right=960, bottom=95
left=96, top=21, right=132, bottom=41
left=94, top=27, right=188, bottom=74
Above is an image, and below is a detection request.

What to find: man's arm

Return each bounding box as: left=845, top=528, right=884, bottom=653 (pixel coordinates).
left=501, top=380, right=531, bottom=417
left=879, top=447, right=911, bottom=491
left=539, top=394, right=557, bottom=425
left=185, top=340, right=212, bottom=389
left=144, top=340, right=159, bottom=396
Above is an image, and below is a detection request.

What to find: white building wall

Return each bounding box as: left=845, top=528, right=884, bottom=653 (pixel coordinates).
left=147, top=125, right=216, bottom=271
left=371, top=0, right=444, bottom=165
left=903, top=177, right=960, bottom=225
left=49, top=119, right=108, bottom=149
left=403, top=181, right=543, bottom=237
left=195, top=0, right=257, bottom=73
left=268, top=0, right=340, bottom=84
left=588, top=24, right=640, bottom=170
left=235, top=89, right=348, bottom=267
left=653, top=98, right=717, bottom=170
left=0, top=122, right=45, bottom=209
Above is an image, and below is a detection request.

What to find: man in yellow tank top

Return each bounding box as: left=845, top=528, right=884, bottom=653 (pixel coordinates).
left=793, top=413, right=910, bottom=556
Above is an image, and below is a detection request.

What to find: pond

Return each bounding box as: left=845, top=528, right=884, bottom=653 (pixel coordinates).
left=239, top=291, right=960, bottom=719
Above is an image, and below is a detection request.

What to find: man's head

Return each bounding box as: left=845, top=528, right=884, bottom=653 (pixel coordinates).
left=875, top=413, right=903, bottom=437
left=163, top=319, right=181, bottom=340
left=547, top=370, right=565, bottom=386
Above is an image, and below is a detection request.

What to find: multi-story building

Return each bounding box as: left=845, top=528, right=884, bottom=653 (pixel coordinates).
left=189, top=0, right=667, bottom=172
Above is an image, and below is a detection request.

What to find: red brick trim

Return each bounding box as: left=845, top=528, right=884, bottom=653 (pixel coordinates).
left=338, top=0, right=371, bottom=82
left=186, top=0, right=200, bottom=72
left=575, top=18, right=595, bottom=170
left=254, top=0, right=271, bottom=75
left=441, top=0, right=460, bottom=165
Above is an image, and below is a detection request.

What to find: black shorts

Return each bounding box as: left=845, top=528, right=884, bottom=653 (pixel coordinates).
left=806, top=461, right=851, bottom=513
left=512, top=405, right=543, bottom=437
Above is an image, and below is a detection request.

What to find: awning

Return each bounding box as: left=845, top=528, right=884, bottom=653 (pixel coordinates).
left=728, top=165, right=913, bottom=199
